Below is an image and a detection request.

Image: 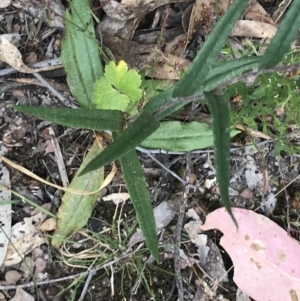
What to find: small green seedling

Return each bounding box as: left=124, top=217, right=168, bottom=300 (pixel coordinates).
left=93, top=60, right=143, bottom=115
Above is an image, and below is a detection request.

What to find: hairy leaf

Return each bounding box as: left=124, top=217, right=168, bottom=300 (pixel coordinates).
left=79, top=111, right=160, bottom=175
left=119, top=150, right=159, bottom=261
left=52, top=140, right=104, bottom=248
left=172, top=0, right=249, bottom=97
left=202, top=56, right=260, bottom=91
left=144, top=57, right=259, bottom=120
left=141, top=121, right=240, bottom=151
left=61, top=0, right=103, bottom=108
left=12, top=106, right=125, bottom=131
left=259, top=0, right=300, bottom=69
left=204, top=92, right=237, bottom=226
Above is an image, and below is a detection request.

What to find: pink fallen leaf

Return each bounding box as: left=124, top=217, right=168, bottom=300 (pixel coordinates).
left=200, top=208, right=300, bottom=301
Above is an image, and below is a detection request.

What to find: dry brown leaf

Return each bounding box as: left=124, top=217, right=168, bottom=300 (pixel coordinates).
left=187, top=0, right=275, bottom=44
left=128, top=195, right=182, bottom=247
left=5, top=270, right=22, bottom=285
left=12, top=0, right=64, bottom=28
left=103, top=34, right=190, bottom=80
left=187, top=0, right=223, bottom=44
left=231, top=20, right=277, bottom=39
left=102, top=192, right=130, bottom=204
left=0, top=35, right=62, bottom=73
left=3, top=206, right=51, bottom=266
left=0, top=0, right=11, bottom=8
left=10, top=287, right=34, bottom=301
left=244, top=1, right=275, bottom=25
left=271, top=0, right=291, bottom=24
left=101, top=0, right=193, bottom=21
left=0, top=35, right=36, bottom=73
left=165, top=33, right=187, bottom=57
left=99, top=0, right=193, bottom=40
left=235, top=124, right=271, bottom=139
left=38, top=218, right=57, bottom=231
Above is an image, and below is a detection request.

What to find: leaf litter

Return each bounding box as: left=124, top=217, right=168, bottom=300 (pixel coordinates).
left=0, top=0, right=300, bottom=300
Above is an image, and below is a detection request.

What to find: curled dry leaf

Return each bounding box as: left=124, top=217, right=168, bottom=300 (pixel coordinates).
left=200, top=208, right=300, bottom=301
left=0, top=35, right=36, bottom=73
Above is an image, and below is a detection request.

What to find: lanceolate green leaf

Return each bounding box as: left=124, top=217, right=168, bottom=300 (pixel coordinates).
left=259, top=0, right=300, bottom=69
left=144, top=57, right=259, bottom=120
left=172, top=0, right=249, bottom=97
left=119, top=150, right=159, bottom=261
left=141, top=121, right=240, bottom=152
left=144, top=88, right=174, bottom=115
left=204, top=92, right=237, bottom=227
left=52, top=140, right=104, bottom=248
left=61, top=0, right=103, bottom=108
left=12, top=106, right=125, bottom=131
left=79, top=111, right=160, bottom=175
left=202, top=57, right=260, bottom=91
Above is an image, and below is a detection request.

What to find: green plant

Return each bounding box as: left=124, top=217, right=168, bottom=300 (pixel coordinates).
left=12, top=0, right=300, bottom=260
left=228, top=49, right=300, bottom=154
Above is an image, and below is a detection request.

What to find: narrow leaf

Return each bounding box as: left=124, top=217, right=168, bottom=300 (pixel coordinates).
left=52, top=140, right=104, bottom=248
left=143, top=87, right=174, bottom=115
left=79, top=111, right=160, bottom=175
left=202, top=57, right=260, bottom=91
left=141, top=121, right=240, bottom=151
left=119, top=150, right=159, bottom=261
left=204, top=92, right=237, bottom=226
left=61, top=0, right=103, bottom=108
left=259, top=0, right=300, bottom=69
left=144, top=57, right=259, bottom=121
left=12, top=106, right=124, bottom=131
left=173, top=0, right=249, bottom=97
left=143, top=87, right=188, bottom=121
left=156, top=57, right=259, bottom=119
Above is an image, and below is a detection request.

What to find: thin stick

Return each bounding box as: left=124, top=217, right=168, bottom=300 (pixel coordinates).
left=174, top=152, right=192, bottom=301
left=33, top=72, right=77, bottom=108
left=77, top=269, right=96, bottom=301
